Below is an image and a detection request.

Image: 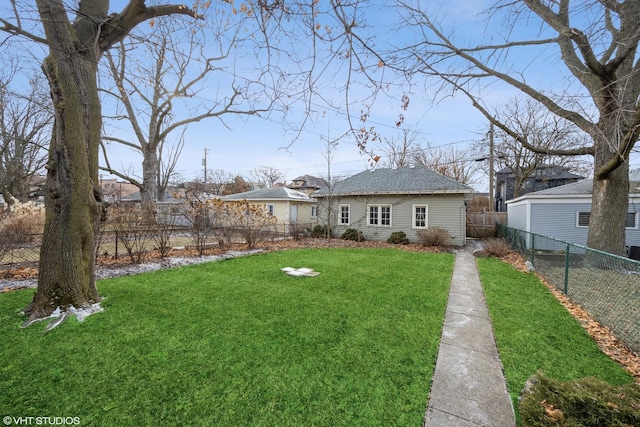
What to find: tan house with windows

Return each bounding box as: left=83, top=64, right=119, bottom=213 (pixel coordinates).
left=221, top=186, right=318, bottom=230
left=313, top=166, right=473, bottom=245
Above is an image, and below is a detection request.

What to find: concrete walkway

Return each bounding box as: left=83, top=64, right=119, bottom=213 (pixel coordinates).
left=424, top=247, right=516, bottom=426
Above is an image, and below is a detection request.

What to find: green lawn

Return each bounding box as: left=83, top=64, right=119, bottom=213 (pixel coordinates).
left=0, top=248, right=452, bottom=427
left=476, top=257, right=634, bottom=422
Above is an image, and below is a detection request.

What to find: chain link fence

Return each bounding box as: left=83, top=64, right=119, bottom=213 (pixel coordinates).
left=498, top=225, right=640, bottom=354
left=0, top=222, right=314, bottom=272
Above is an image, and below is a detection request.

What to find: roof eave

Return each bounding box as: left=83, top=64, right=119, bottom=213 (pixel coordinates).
left=316, top=189, right=472, bottom=197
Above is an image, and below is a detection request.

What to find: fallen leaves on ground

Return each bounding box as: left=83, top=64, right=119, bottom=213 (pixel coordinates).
left=0, top=266, right=38, bottom=280
left=500, top=251, right=640, bottom=383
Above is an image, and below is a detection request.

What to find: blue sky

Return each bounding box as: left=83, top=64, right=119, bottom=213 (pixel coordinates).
left=7, top=1, right=640, bottom=191
left=98, top=0, right=501, bottom=189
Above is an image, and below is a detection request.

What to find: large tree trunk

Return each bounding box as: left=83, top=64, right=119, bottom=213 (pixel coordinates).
left=586, top=63, right=633, bottom=257
left=24, top=4, right=105, bottom=322
left=20, top=0, right=201, bottom=325
left=587, top=130, right=629, bottom=256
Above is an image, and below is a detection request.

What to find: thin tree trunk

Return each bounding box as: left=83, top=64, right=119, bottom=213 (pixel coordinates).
left=141, top=146, right=159, bottom=207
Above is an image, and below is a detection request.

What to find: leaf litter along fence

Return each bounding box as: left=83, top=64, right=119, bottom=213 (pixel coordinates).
left=0, top=222, right=314, bottom=271
left=497, top=225, right=640, bottom=354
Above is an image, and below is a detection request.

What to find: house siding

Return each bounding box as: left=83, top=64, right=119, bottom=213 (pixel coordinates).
left=318, top=194, right=467, bottom=246
left=530, top=201, right=591, bottom=246
left=506, top=202, right=528, bottom=231
left=625, top=198, right=640, bottom=247
left=262, top=201, right=316, bottom=226
left=507, top=197, right=640, bottom=249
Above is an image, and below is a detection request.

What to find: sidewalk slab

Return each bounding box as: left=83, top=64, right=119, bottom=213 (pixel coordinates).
left=424, top=248, right=516, bottom=427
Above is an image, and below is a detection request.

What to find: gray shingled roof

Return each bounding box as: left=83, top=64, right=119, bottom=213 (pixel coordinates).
left=291, top=175, right=328, bottom=189
left=513, top=179, right=640, bottom=197
left=222, top=186, right=316, bottom=202
left=313, top=165, right=473, bottom=196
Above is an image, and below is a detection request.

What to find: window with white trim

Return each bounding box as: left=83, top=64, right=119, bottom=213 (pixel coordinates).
left=578, top=211, right=639, bottom=229
left=413, top=205, right=428, bottom=229
left=266, top=204, right=275, bottom=216
left=368, top=204, right=391, bottom=227
left=576, top=211, right=590, bottom=227
left=311, top=205, right=318, bottom=218
left=339, top=204, right=350, bottom=225
left=626, top=212, right=638, bottom=228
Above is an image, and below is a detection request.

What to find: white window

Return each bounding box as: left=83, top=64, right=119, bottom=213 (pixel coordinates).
left=626, top=212, right=638, bottom=229
left=576, top=211, right=590, bottom=227
left=413, top=205, right=428, bottom=229
left=578, top=211, right=638, bottom=229
left=266, top=204, right=275, bottom=216
left=368, top=204, right=391, bottom=227
left=311, top=205, right=318, bottom=218
left=339, top=205, right=350, bottom=225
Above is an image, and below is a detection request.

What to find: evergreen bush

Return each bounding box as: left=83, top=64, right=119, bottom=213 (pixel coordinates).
left=387, top=231, right=410, bottom=245
left=341, top=228, right=364, bottom=241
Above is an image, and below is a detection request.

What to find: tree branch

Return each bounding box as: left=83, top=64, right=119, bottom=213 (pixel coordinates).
left=0, top=18, right=47, bottom=44
left=98, top=165, right=142, bottom=188
left=98, top=1, right=203, bottom=52
left=596, top=106, right=640, bottom=178
left=443, top=74, right=595, bottom=158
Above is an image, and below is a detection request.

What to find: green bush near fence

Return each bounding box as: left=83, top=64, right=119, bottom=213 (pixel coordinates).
left=518, top=371, right=640, bottom=426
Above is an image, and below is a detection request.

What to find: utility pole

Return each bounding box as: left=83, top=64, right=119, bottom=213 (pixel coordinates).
left=488, top=122, right=495, bottom=212
left=325, top=137, right=334, bottom=243
left=202, top=148, right=209, bottom=183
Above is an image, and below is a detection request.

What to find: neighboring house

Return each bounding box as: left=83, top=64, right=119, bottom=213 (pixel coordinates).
left=288, top=175, right=328, bottom=194
left=506, top=179, right=640, bottom=249
left=246, top=181, right=266, bottom=191
left=155, top=194, right=193, bottom=226
left=313, top=165, right=473, bottom=246
left=222, top=186, right=318, bottom=229
left=28, top=175, right=46, bottom=202
left=100, top=179, right=141, bottom=203
left=495, top=165, right=584, bottom=212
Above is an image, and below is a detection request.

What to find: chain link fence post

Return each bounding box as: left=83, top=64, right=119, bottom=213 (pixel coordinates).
left=498, top=224, right=640, bottom=354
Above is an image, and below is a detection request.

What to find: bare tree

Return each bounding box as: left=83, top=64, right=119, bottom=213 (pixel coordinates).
left=100, top=13, right=270, bottom=206
left=0, top=0, right=203, bottom=324
left=196, top=168, right=232, bottom=196
left=376, top=128, right=479, bottom=185
left=0, top=61, right=50, bottom=209
left=412, top=144, right=479, bottom=186
left=249, top=166, right=285, bottom=188
left=395, top=1, right=640, bottom=255
left=472, top=97, right=592, bottom=199
left=376, top=128, right=419, bottom=168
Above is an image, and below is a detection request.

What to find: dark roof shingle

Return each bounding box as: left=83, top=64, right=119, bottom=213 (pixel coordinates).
left=314, top=165, right=472, bottom=196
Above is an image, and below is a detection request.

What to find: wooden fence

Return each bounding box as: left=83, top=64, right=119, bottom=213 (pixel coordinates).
left=466, top=212, right=507, bottom=238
